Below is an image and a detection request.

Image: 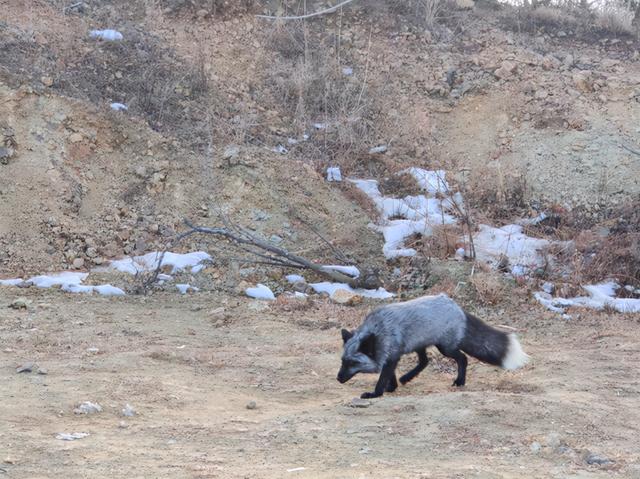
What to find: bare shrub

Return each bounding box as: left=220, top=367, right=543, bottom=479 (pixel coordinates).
left=61, top=30, right=217, bottom=149
left=379, top=172, right=422, bottom=197
left=595, top=1, right=634, bottom=35
left=421, top=224, right=464, bottom=259
left=470, top=271, right=507, bottom=305
left=160, top=0, right=258, bottom=17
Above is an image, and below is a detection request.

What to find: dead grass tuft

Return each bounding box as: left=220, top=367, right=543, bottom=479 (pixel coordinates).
left=470, top=271, right=508, bottom=305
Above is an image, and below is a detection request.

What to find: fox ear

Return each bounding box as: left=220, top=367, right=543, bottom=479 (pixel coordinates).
left=341, top=329, right=353, bottom=343
left=359, top=334, right=377, bottom=359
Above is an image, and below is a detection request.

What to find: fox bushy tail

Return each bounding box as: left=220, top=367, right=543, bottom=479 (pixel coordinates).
left=460, top=312, right=529, bottom=370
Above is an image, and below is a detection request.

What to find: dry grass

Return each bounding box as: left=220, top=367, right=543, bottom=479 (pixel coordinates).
left=470, top=271, right=508, bottom=305
left=499, top=2, right=636, bottom=40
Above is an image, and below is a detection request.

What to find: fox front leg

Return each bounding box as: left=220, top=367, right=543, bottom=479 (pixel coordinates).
left=361, top=360, right=398, bottom=399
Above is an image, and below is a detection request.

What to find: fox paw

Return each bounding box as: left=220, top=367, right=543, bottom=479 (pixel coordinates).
left=399, top=375, right=413, bottom=385
left=386, top=383, right=397, bottom=393
left=361, top=392, right=381, bottom=399
left=452, top=379, right=465, bottom=387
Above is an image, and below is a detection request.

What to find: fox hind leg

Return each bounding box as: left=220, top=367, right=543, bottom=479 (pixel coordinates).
left=399, top=348, right=429, bottom=385
left=437, top=346, right=468, bottom=387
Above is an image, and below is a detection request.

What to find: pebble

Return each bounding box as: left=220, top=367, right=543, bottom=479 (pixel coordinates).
left=586, top=453, right=613, bottom=466
left=246, top=401, right=257, bottom=410
left=122, top=404, right=136, bottom=417
left=9, top=298, right=30, bottom=310
left=74, top=401, right=103, bottom=415
left=349, top=398, right=372, bottom=408
left=86, top=347, right=100, bottom=354
left=37, top=367, right=48, bottom=375
left=16, top=362, right=35, bottom=373
left=530, top=441, right=541, bottom=453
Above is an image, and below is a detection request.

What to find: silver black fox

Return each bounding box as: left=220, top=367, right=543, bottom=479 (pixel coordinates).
left=337, top=294, right=529, bottom=399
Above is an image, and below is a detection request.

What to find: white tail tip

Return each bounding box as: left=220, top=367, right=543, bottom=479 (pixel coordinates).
left=502, top=334, right=530, bottom=370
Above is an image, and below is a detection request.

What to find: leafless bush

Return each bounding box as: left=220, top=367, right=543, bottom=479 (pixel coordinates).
left=470, top=271, right=508, bottom=305
left=60, top=30, right=217, bottom=149
left=595, top=1, right=634, bottom=34
left=159, top=0, right=258, bottom=17
left=500, top=1, right=636, bottom=39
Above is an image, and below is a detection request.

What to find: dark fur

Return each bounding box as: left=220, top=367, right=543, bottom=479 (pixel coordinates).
left=338, top=309, right=516, bottom=398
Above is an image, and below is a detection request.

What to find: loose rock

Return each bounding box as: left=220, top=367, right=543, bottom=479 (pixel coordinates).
left=74, top=401, right=103, bottom=415
left=330, top=289, right=363, bottom=306
left=16, top=362, right=35, bottom=373
left=349, top=398, right=372, bottom=408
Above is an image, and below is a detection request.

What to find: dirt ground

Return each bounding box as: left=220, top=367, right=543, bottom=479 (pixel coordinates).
left=2, top=287, right=639, bottom=478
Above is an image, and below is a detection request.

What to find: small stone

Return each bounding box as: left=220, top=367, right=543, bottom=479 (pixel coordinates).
left=585, top=453, right=613, bottom=466
left=349, top=398, right=372, bottom=408
left=86, top=347, right=100, bottom=354
left=37, top=367, right=48, bottom=375
left=16, top=362, right=35, bottom=373
left=494, top=60, right=517, bottom=80
left=530, top=441, right=541, bottom=453
left=573, top=72, right=593, bottom=93
left=121, top=404, right=136, bottom=417
left=246, top=400, right=257, bottom=410
left=119, top=421, right=129, bottom=429
left=9, top=298, right=30, bottom=310
left=72, top=258, right=85, bottom=269
left=74, top=401, right=103, bottom=415
left=41, top=76, right=54, bottom=87
left=69, top=132, right=83, bottom=143
left=223, top=145, right=240, bottom=161
left=269, top=234, right=283, bottom=244
left=330, top=289, right=363, bottom=306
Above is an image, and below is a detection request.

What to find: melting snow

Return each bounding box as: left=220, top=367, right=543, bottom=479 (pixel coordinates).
left=309, top=281, right=394, bottom=299
left=176, top=284, right=199, bottom=295
left=327, top=167, right=342, bottom=182
left=106, top=251, right=211, bottom=275
left=0, top=272, right=124, bottom=296
left=321, top=265, right=360, bottom=278
left=286, top=274, right=305, bottom=283
left=536, top=281, right=640, bottom=314
left=246, top=284, right=276, bottom=301
left=89, top=29, right=123, bottom=41
left=110, top=102, right=128, bottom=111
left=350, top=170, right=458, bottom=259
left=473, top=224, right=571, bottom=276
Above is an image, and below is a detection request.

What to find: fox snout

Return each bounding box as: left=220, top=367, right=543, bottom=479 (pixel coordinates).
left=336, top=369, right=351, bottom=383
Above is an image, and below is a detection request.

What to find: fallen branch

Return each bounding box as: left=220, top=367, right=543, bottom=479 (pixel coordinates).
left=183, top=219, right=380, bottom=289
left=256, top=0, right=356, bottom=20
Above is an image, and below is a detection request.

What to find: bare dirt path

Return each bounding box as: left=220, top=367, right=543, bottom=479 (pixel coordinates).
left=1, top=289, right=639, bottom=478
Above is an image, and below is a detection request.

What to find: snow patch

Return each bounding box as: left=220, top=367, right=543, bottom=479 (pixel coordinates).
left=246, top=284, right=276, bottom=301
left=106, top=251, right=211, bottom=275
left=89, top=29, right=123, bottom=41
left=0, top=278, right=25, bottom=286
left=309, top=281, right=394, bottom=299
left=350, top=171, right=458, bottom=259
left=110, top=102, right=128, bottom=111
left=321, top=265, right=360, bottom=278
left=286, top=274, right=305, bottom=284
left=535, top=281, right=640, bottom=314
left=327, top=167, right=342, bottom=182
left=474, top=224, right=571, bottom=276
left=176, top=284, right=199, bottom=295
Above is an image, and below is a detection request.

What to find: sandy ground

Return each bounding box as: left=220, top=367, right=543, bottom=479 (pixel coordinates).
left=1, top=288, right=639, bottom=478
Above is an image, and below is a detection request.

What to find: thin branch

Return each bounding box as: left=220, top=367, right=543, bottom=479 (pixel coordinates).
left=183, top=219, right=367, bottom=287
left=256, top=0, right=356, bottom=20
left=621, top=143, right=640, bottom=157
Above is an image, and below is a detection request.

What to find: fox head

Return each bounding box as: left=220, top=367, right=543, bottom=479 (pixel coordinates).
left=336, top=329, right=379, bottom=383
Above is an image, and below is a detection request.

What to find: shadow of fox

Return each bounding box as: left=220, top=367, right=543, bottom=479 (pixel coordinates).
left=337, top=293, right=529, bottom=399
